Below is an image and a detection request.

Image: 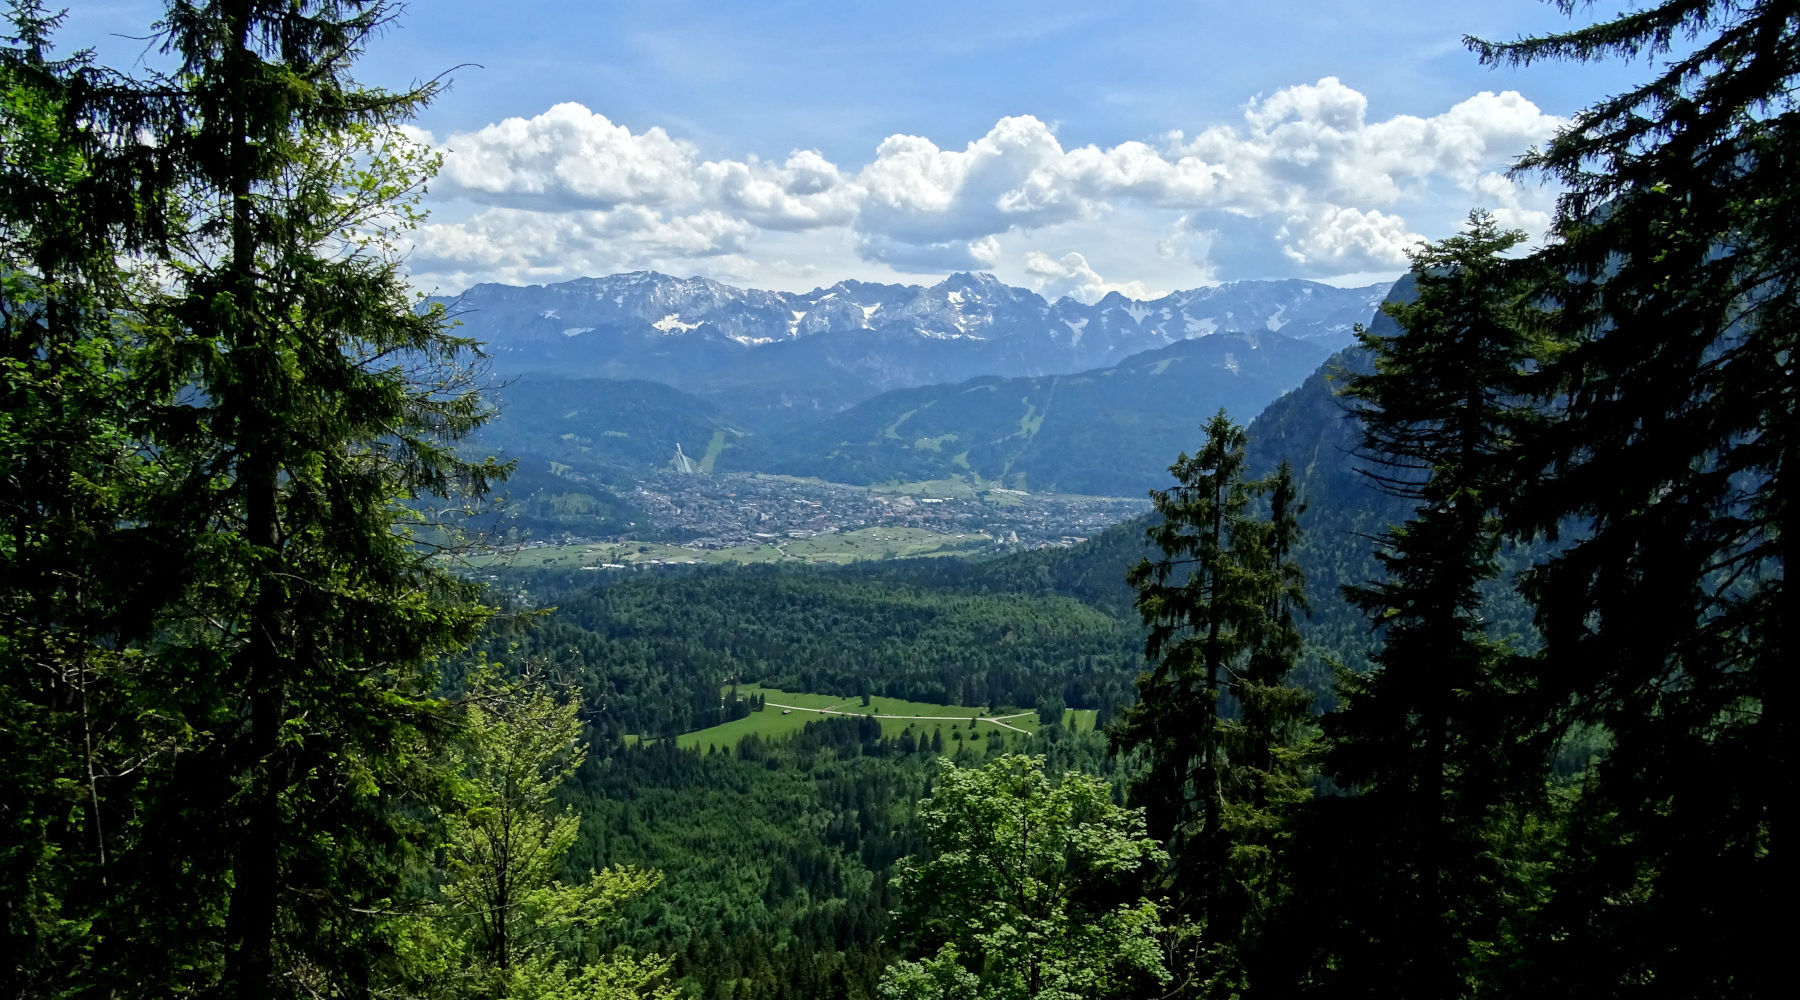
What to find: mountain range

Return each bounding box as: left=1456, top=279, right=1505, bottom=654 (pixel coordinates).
left=732, top=331, right=1333, bottom=494
left=445, top=271, right=1388, bottom=419
left=457, top=270, right=1395, bottom=497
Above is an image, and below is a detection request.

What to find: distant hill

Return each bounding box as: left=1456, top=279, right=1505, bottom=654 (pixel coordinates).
left=724, top=331, right=1330, bottom=495
left=474, top=375, right=753, bottom=480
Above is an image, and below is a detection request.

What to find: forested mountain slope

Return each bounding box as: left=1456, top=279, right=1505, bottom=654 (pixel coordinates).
left=728, top=331, right=1329, bottom=494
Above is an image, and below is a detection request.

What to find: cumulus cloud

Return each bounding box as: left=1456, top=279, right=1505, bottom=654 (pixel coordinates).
left=410, top=79, right=1562, bottom=290
left=1277, top=206, right=1422, bottom=272
left=857, top=116, right=1097, bottom=244
left=435, top=103, right=703, bottom=210
left=408, top=206, right=755, bottom=289
left=1024, top=250, right=1158, bottom=304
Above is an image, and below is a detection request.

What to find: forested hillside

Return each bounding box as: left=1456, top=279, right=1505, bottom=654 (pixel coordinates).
left=727, top=332, right=1328, bottom=494
left=471, top=565, right=1143, bottom=741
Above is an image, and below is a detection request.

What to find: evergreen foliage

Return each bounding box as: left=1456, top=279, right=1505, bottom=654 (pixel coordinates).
left=1, top=5, right=184, bottom=989
left=1112, top=411, right=1312, bottom=992
left=472, top=564, right=1143, bottom=741
left=1469, top=3, right=1796, bottom=994
left=1, top=2, right=503, bottom=996
left=1298, top=213, right=1545, bottom=997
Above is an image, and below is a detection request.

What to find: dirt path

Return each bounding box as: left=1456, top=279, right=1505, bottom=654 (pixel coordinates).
left=765, top=702, right=1034, bottom=734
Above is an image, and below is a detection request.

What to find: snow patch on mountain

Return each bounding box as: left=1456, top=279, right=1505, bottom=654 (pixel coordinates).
left=653, top=313, right=702, bottom=334
left=432, top=270, right=1395, bottom=392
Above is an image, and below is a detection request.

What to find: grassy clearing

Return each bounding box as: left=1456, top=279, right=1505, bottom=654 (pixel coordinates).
left=1017, top=397, right=1045, bottom=437
left=669, top=685, right=1098, bottom=751
left=868, top=476, right=982, bottom=499
left=698, top=429, right=729, bottom=471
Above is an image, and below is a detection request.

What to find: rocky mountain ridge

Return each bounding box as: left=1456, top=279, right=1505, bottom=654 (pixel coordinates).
left=440, top=271, right=1391, bottom=401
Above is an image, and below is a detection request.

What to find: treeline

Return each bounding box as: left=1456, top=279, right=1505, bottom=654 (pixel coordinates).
left=470, top=565, right=1143, bottom=739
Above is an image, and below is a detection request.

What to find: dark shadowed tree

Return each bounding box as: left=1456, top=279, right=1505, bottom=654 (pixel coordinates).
left=1293, top=212, right=1544, bottom=998
left=1113, top=411, right=1312, bottom=994
left=1471, top=4, right=1795, bottom=996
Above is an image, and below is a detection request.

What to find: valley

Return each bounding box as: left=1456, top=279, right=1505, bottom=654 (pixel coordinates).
left=480, top=469, right=1148, bottom=565
left=623, top=471, right=1146, bottom=549
left=462, top=272, right=1369, bottom=551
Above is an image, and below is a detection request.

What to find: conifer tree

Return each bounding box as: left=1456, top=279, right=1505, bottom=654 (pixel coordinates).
left=0, top=6, right=187, bottom=989
left=0, top=2, right=503, bottom=995
left=1114, top=411, right=1311, bottom=991
left=1311, top=211, right=1542, bottom=998
left=1469, top=5, right=1796, bottom=995
left=1217, top=461, right=1311, bottom=914
left=147, top=3, right=501, bottom=992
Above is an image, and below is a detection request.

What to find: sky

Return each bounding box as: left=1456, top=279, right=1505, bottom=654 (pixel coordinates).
left=61, top=1, right=1656, bottom=301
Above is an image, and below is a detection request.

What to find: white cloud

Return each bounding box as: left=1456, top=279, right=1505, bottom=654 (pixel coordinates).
left=407, top=206, right=755, bottom=290
left=698, top=150, right=862, bottom=231
left=1277, top=206, right=1422, bottom=272
left=1024, top=250, right=1158, bottom=304
left=435, top=103, right=703, bottom=210
left=409, top=80, right=1563, bottom=290
left=856, top=115, right=1090, bottom=244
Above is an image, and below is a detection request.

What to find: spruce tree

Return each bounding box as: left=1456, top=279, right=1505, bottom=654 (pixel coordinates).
left=1, top=2, right=502, bottom=995
left=1114, top=411, right=1311, bottom=992
left=1309, top=212, right=1542, bottom=998
left=0, top=6, right=187, bottom=990
left=1470, top=5, right=1794, bottom=995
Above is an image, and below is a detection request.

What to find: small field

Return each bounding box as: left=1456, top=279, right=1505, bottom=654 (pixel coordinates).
left=670, top=685, right=1099, bottom=752
left=470, top=525, right=992, bottom=571
left=864, top=475, right=1139, bottom=504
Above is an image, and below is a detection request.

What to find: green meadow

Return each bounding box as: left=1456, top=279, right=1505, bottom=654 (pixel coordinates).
left=670, top=685, right=1099, bottom=751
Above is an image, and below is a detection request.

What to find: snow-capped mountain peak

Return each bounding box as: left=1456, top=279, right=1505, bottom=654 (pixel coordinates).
left=433, top=270, right=1391, bottom=393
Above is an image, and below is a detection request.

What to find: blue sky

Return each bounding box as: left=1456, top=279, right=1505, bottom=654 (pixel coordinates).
left=63, top=1, right=1652, bottom=299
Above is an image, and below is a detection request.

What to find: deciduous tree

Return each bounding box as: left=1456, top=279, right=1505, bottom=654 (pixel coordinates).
left=407, top=676, right=675, bottom=1000
left=881, top=754, right=1167, bottom=1000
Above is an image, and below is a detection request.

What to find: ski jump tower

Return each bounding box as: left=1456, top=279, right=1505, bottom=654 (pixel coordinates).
left=672, top=442, right=700, bottom=474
